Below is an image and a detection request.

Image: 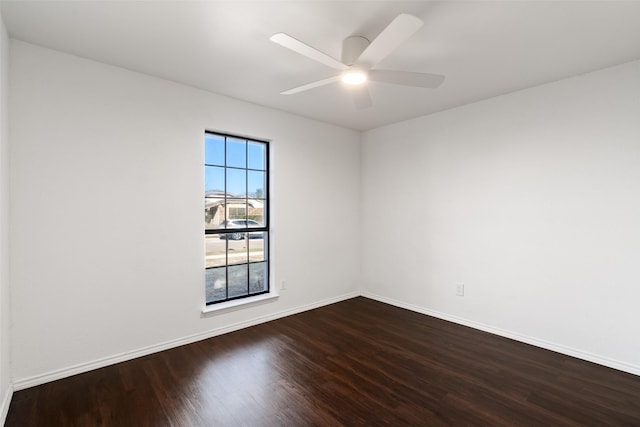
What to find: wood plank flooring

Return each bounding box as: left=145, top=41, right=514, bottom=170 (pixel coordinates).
left=6, top=297, right=640, bottom=426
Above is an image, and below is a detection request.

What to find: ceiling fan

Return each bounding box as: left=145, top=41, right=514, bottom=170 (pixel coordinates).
left=270, top=13, right=445, bottom=109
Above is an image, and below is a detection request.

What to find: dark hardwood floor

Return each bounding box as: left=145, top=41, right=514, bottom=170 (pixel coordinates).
left=6, top=297, right=640, bottom=426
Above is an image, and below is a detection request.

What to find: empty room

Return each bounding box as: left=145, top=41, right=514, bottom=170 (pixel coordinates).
left=1, top=0, right=640, bottom=425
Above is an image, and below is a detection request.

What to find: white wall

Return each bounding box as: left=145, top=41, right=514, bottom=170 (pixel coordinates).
left=362, top=60, right=640, bottom=374
left=9, top=41, right=361, bottom=386
left=0, top=8, right=11, bottom=422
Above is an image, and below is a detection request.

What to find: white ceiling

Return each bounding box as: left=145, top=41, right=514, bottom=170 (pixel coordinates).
left=3, top=1, right=640, bottom=131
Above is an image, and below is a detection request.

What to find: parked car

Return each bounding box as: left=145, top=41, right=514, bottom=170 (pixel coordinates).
left=218, top=219, right=264, bottom=240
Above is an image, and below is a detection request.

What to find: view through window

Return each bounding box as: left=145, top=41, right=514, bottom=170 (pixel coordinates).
left=205, top=132, right=269, bottom=304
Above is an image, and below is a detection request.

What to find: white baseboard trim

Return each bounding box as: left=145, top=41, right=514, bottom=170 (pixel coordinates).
left=13, top=291, right=360, bottom=391
left=362, top=291, right=640, bottom=377
left=0, top=383, right=12, bottom=426
left=12, top=289, right=639, bottom=391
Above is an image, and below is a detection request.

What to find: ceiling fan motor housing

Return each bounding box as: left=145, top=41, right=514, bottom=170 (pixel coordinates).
left=341, top=36, right=370, bottom=66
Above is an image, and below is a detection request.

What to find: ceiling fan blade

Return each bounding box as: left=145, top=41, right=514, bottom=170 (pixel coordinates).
left=270, top=33, right=347, bottom=70
left=355, top=14, right=423, bottom=68
left=281, top=75, right=341, bottom=95
left=368, top=69, right=445, bottom=88
left=351, top=85, right=373, bottom=109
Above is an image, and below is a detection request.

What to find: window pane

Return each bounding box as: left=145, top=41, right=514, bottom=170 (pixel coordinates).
left=248, top=200, right=265, bottom=227
left=248, top=170, right=265, bottom=199
left=226, top=168, right=246, bottom=197
left=226, top=138, right=246, bottom=169
left=205, top=234, right=226, bottom=268
left=228, top=264, right=249, bottom=298
left=227, top=239, right=248, bottom=266
left=249, top=262, right=268, bottom=294
left=228, top=207, right=246, bottom=220
left=206, top=267, right=227, bottom=303
left=249, top=234, right=267, bottom=262
left=205, top=134, right=225, bottom=166
left=247, top=198, right=264, bottom=226
left=205, top=166, right=224, bottom=194
left=248, top=141, right=266, bottom=170
left=205, top=197, right=225, bottom=230
left=226, top=199, right=247, bottom=222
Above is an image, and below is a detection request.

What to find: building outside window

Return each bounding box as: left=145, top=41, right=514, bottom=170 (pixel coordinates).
left=204, top=132, right=269, bottom=304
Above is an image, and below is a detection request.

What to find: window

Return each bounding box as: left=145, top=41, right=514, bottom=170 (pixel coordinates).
left=205, top=132, right=269, bottom=305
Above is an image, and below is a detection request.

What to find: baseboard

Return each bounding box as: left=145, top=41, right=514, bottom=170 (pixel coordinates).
left=362, top=291, right=640, bottom=377
left=13, top=291, right=360, bottom=391
left=13, top=289, right=638, bottom=391
left=0, top=383, right=12, bottom=426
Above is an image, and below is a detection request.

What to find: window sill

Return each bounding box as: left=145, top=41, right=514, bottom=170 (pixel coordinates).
left=201, top=292, right=279, bottom=316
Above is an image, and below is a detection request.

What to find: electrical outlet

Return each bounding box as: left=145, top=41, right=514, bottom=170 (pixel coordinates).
left=456, top=283, right=464, bottom=297
left=280, top=280, right=287, bottom=290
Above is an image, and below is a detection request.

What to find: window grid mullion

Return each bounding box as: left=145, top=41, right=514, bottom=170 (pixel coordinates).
left=224, top=135, right=229, bottom=301
left=246, top=140, right=250, bottom=295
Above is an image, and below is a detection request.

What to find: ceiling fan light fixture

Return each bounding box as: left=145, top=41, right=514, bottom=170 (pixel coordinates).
left=270, top=13, right=444, bottom=108
left=342, top=69, right=367, bottom=85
